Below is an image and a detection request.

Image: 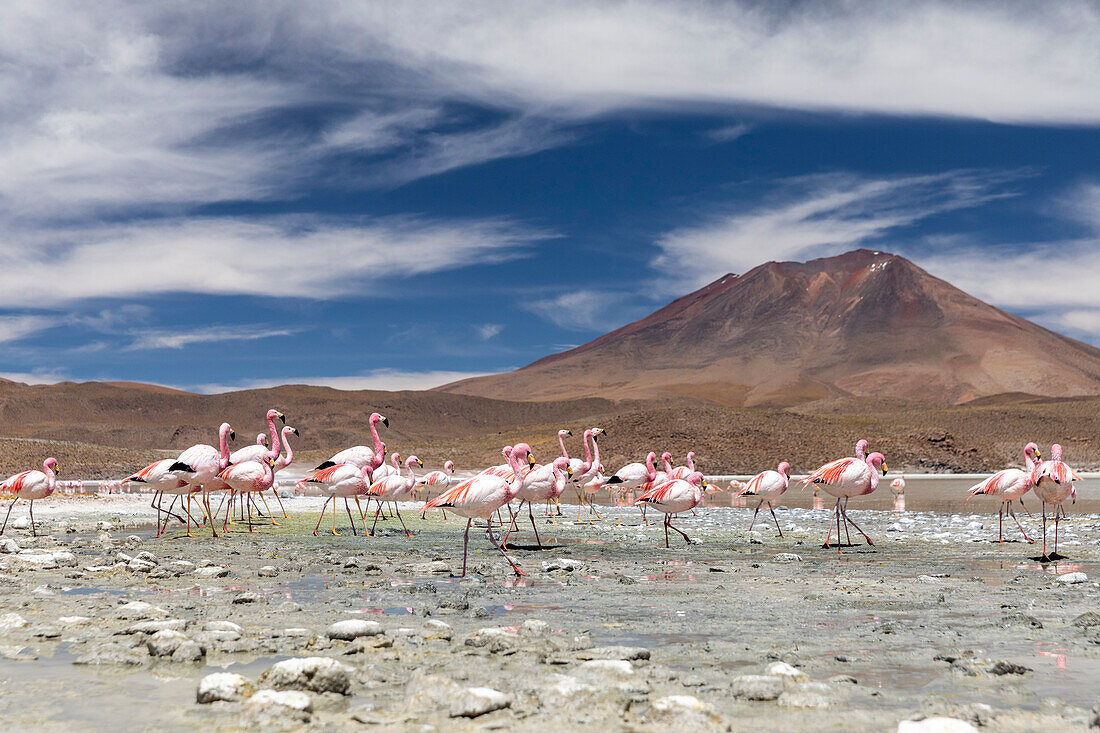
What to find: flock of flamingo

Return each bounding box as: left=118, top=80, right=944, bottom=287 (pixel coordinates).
left=0, top=409, right=1085, bottom=575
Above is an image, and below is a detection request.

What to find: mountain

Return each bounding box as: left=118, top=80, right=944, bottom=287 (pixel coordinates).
left=440, top=249, right=1100, bottom=406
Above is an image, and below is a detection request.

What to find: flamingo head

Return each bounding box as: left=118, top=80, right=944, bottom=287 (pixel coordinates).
left=370, top=412, right=389, bottom=428
left=286, top=426, right=300, bottom=437
left=1051, top=444, right=1063, bottom=461
left=443, top=460, right=454, bottom=473
left=867, top=452, right=887, bottom=474
left=267, top=409, right=286, bottom=425
left=686, top=450, right=696, bottom=463
left=220, top=422, right=235, bottom=442
left=390, top=452, right=401, bottom=467
left=777, top=461, right=791, bottom=478
left=502, top=445, right=513, bottom=459
left=1025, top=442, right=1040, bottom=462
left=258, top=432, right=269, bottom=447
left=685, top=471, right=707, bottom=487
left=552, top=456, right=572, bottom=476
left=406, top=455, right=422, bottom=470
left=511, top=443, right=536, bottom=468
left=661, top=451, right=672, bottom=464
left=855, top=439, right=869, bottom=458
left=44, top=457, right=59, bottom=475
left=558, top=429, right=572, bottom=437
left=591, top=427, right=605, bottom=440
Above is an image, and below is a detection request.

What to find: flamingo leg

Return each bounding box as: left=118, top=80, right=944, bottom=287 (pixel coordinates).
left=749, top=501, right=762, bottom=531
left=355, top=497, right=370, bottom=535
left=370, top=502, right=383, bottom=536
left=1007, top=502, right=1033, bottom=543
left=668, top=514, right=691, bottom=544
left=1041, top=500, right=1048, bottom=559
left=663, top=513, right=670, bottom=548
left=1054, top=507, right=1060, bottom=557
left=460, top=518, right=472, bottom=577
left=393, top=503, right=412, bottom=537
left=331, top=499, right=340, bottom=535
left=502, top=500, right=524, bottom=549
left=28, top=500, right=35, bottom=537
left=313, top=498, right=332, bottom=536
left=258, top=493, right=280, bottom=526
left=641, top=502, right=649, bottom=526
left=222, top=492, right=235, bottom=533
left=823, top=498, right=839, bottom=550
left=343, top=498, right=357, bottom=536
left=0, top=498, right=17, bottom=535
left=528, top=501, right=544, bottom=550
left=485, top=519, right=527, bottom=577
left=246, top=493, right=255, bottom=533
left=841, top=497, right=852, bottom=546
left=997, top=504, right=1004, bottom=543
left=271, top=489, right=289, bottom=518
left=840, top=499, right=874, bottom=546
left=1018, top=497, right=1034, bottom=518
left=769, top=506, right=784, bottom=537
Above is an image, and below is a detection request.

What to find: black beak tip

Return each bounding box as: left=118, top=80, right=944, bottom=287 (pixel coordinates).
left=382, top=417, right=390, bottom=427
left=293, top=428, right=300, bottom=436
left=230, top=430, right=236, bottom=441
left=279, top=413, right=286, bottom=424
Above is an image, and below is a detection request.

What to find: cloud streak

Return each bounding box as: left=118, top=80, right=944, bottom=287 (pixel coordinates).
left=195, top=369, right=501, bottom=394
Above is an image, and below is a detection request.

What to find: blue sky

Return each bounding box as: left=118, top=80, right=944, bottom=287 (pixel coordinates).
left=2, top=2, right=1100, bottom=392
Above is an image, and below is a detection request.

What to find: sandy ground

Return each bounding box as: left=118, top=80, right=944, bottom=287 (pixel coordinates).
left=0, top=494, right=1098, bottom=732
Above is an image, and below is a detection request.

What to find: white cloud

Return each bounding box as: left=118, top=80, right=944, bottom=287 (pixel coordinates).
left=0, top=370, right=68, bottom=385
left=475, top=323, right=504, bottom=340
left=0, top=315, right=59, bottom=344
left=0, top=215, right=548, bottom=306
left=525, top=289, right=647, bottom=332
left=125, top=325, right=296, bottom=351
left=652, top=170, right=1021, bottom=290
left=704, top=123, right=752, bottom=143
left=195, top=369, right=501, bottom=394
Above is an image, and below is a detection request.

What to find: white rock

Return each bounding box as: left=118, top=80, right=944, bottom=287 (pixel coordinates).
left=258, top=656, right=353, bottom=694
left=258, top=566, right=279, bottom=577
left=128, top=559, right=157, bottom=573
left=127, top=619, right=188, bottom=634
left=57, top=616, right=91, bottom=627
left=765, top=661, right=809, bottom=681
left=409, top=560, right=450, bottom=574
left=1, top=552, right=57, bottom=571
left=645, top=695, right=724, bottom=731
left=326, top=619, right=383, bottom=640
left=1056, top=572, right=1088, bottom=585
left=196, top=672, right=254, bottom=703
left=0, top=539, right=21, bottom=553
left=243, top=689, right=312, bottom=725
left=521, top=619, right=550, bottom=637
left=194, top=566, right=229, bottom=578
left=542, top=558, right=585, bottom=572
left=577, top=660, right=634, bottom=682
left=51, top=551, right=77, bottom=567
left=10, top=517, right=30, bottom=530
left=772, top=553, right=803, bottom=562
left=420, top=620, right=453, bottom=640
left=147, top=629, right=189, bottom=657
left=203, top=620, right=244, bottom=634
left=114, top=601, right=168, bottom=620
left=449, top=687, right=511, bottom=718
left=730, top=675, right=785, bottom=701
left=887, top=523, right=905, bottom=532
left=897, top=717, right=978, bottom=733
left=0, top=613, right=28, bottom=631
left=167, top=560, right=195, bottom=575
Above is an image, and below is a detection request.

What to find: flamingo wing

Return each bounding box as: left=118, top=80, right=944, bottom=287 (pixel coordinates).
left=967, top=469, right=1019, bottom=497
left=636, top=479, right=680, bottom=504
left=799, top=457, right=860, bottom=486
left=3, top=470, right=34, bottom=493
left=736, top=472, right=766, bottom=497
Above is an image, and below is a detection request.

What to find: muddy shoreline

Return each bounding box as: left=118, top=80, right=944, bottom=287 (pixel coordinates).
left=0, top=497, right=1098, bottom=731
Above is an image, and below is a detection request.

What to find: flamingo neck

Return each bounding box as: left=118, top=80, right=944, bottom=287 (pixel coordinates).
left=663, top=456, right=673, bottom=474
left=266, top=413, right=282, bottom=457
left=591, top=436, right=600, bottom=475
left=580, top=431, right=594, bottom=472
left=687, top=452, right=695, bottom=471
left=278, top=427, right=294, bottom=466
left=866, top=456, right=880, bottom=491
left=558, top=434, right=569, bottom=460
left=43, top=461, right=57, bottom=490
left=1024, top=449, right=1036, bottom=472
left=646, top=454, right=657, bottom=482
left=218, top=427, right=232, bottom=469
left=369, top=417, right=384, bottom=456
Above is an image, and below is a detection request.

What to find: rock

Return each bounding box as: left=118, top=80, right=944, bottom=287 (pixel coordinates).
left=1000, top=613, right=1043, bottom=629
left=542, top=558, right=584, bottom=572
left=887, top=522, right=905, bottom=532
left=0, top=538, right=20, bottom=553
left=114, top=601, right=167, bottom=620
left=31, top=626, right=60, bottom=639
left=420, top=620, right=453, bottom=641
left=146, top=629, right=189, bottom=657
left=1057, top=572, right=1088, bottom=585
left=232, top=592, right=260, bottom=604
left=1073, top=612, right=1100, bottom=629
left=194, top=566, right=229, bottom=578
left=126, top=619, right=188, bottom=635
left=987, top=661, right=1030, bottom=675
left=897, top=717, right=978, bottom=733
left=258, top=565, right=279, bottom=577
left=203, top=620, right=243, bottom=634
left=521, top=619, right=550, bottom=637
left=765, top=661, right=809, bottom=681
left=167, top=560, right=195, bottom=575
left=133, top=551, right=156, bottom=564
left=405, top=670, right=463, bottom=711
left=1091, top=702, right=1099, bottom=729
left=75, top=642, right=149, bottom=666
left=57, top=616, right=91, bottom=627
left=449, top=687, right=511, bottom=718
left=0, top=613, right=28, bottom=631
left=645, top=695, right=725, bottom=731
left=772, top=553, right=803, bottom=562
left=577, top=646, right=651, bottom=661
left=536, top=673, right=607, bottom=710
left=258, top=656, right=353, bottom=695
left=243, top=689, right=312, bottom=727
left=10, top=517, right=30, bottom=530
left=326, top=619, right=383, bottom=640
left=576, top=660, right=634, bottom=683
left=409, top=560, right=450, bottom=574
left=1, top=552, right=58, bottom=571
left=124, top=535, right=143, bottom=548
left=128, top=558, right=157, bottom=573
left=51, top=551, right=77, bottom=567
left=278, top=601, right=302, bottom=613
left=778, top=681, right=842, bottom=707
left=463, top=627, right=517, bottom=652
left=730, top=674, right=785, bottom=701
left=197, top=672, right=254, bottom=703
left=172, top=640, right=205, bottom=662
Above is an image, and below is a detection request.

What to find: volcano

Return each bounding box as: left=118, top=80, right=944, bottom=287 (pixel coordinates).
left=440, top=249, right=1100, bottom=406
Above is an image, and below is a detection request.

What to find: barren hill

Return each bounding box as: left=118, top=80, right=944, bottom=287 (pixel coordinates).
left=440, top=249, right=1100, bottom=406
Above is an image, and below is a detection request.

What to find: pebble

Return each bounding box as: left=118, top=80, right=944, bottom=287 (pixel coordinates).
left=521, top=619, right=550, bottom=637
left=194, top=566, right=229, bottom=578
left=576, top=660, right=634, bottom=683
left=146, top=629, right=189, bottom=657
left=542, top=558, right=584, bottom=572
left=771, top=553, right=803, bottom=562
left=172, top=640, right=205, bottom=662
left=409, top=560, right=450, bottom=574
left=645, top=695, right=725, bottom=732
left=1056, top=572, right=1088, bottom=585
left=0, top=539, right=21, bottom=553
left=114, top=601, right=168, bottom=620
left=448, top=687, right=511, bottom=718
left=897, top=717, right=978, bottom=733
left=243, top=689, right=312, bottom=726
left=420, top=620, right=454, bottom=641
left=167, top=560, right=195, bottom=575
left=0, top=613, right=28, bottom=631
left=258, top=656, right=353, bottom=695
left=196, top=672, right=255, bottom=703
left=730, top=674, right=785, bottom=701
left=326, top=619, right=383, bottom=640
left=1072, top=611, right=1100, bottom=628
left=577, top=646, right=651, bottom=661
left=987, top=661, right=1030, bottom=676
left=126, top=619, right=188, bottom=634
left=232, top=592, right=260, bottom=604
left=258, top=565, right=279, bottom=577
left=765, top=661, right=809, bottom=681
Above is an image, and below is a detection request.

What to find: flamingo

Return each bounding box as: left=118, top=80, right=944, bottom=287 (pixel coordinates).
left=119, top=459, right=197, bottom=537
left=230, top=432, right=270, bottom=464
left=168, top=423, right=235, bottom=537
left=1030, top=444, right=1081, bottom=560
left=1, top=458, right=59, bottom=536
left=634, top=471, right=710, bottom=547
left=800, top=451, right=888, bottom=552
left=890, top=474, right=906, bottom=497
left=668, top=451, right=697, bottom=479
left=416, top=460, right=454, bottom=519
left=605, top=452, right=658, bottom=524
left=571, top=428, right=606, bottom=520
left=505, top=456, right=572, bottom=549
left=737, top=461, right=791, bottom=537
left=367, top=455, right=422, bottom=536
left=967, top=442, right=1041, bottom=543
left=297, top=462, right=374, bottom=536
left=423, top=443, right=535, bottom=577
left=314, top=412, right=388, bottom=470
left=217, top=456, right=277, bottom=533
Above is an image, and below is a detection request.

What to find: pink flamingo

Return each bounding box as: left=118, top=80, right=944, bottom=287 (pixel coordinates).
left=169, top=422, right=235, bottom=537
left=314, top=412, right=388, bottom=470
left=572, top=428, right=605, bottom=520
left=855, top=439, right=869, bottom=460
left=605, top=451, right=658, bottom=524
left=1, top=458, right=59, bottom=536
left=273, top=425, right=299, bottom=473
left=217, top=455, right=277, bottom=533
left=367, top=454, right=422, bottom=536
left=668, top=451, right=697, bottom=479
left=634, top=471, right=710, bottom=547
left=230, top=432, right=271, bottom=464
left=423, top=444, right=535, bottom=577
left=119, top=459, right=196, bottom=537
left=800, top=451, right=888, bottom=552
left=505, top=456, right=572, bottom=549
left=890, top=474, right=906, bottom=496
left=967, top=442, right=1041, bottom=543
left=297, top=462, right=374, bottom=536
left=737, top=461, right=791, bottom=537
left=1030, top=444, right=1081, bottom=560
left=417, top=460, right=454, bottom=519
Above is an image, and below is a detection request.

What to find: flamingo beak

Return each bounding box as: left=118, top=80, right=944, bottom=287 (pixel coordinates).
left=1035, top=450, right=1042, bottom=461
left=230, top=430, right=236, bottom=441
left=293, top=427, right=300, bottom=436
left=567, top=466, right=574, bottom=476
left=567, top=430, right=573, bottom=436
left=382, top=416, right=389, bottom=427
left=417, top=459, right=423, bottom=467
left=277, top=411, right=286, bottom=424
left=527, top=453, right=535, bottom=467
left=881, top=463, right=889, bottom=475
left=54, top=465, right=61, bottom=476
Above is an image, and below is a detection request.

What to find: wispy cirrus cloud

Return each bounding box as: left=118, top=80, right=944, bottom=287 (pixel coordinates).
left=195, top=369, right=502, bottom=394
left=475, top=323, right=504, bottom=340
left=124, top=325, right=297, bottom=351
left=524, top=289, right=648, bottom=332
left=0, top=315, right=60, bottom=344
